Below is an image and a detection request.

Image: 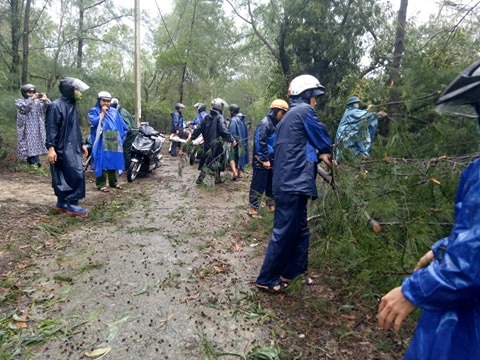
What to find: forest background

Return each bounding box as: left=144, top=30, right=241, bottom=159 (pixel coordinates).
left=0, top=0, right=480, bottom=357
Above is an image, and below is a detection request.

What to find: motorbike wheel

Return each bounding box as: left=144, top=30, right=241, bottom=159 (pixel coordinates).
left=127, top=161, right=141, bottom=182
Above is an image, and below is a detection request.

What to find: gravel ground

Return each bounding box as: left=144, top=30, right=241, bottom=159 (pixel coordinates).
left=2, top=151, right=270, bottom=359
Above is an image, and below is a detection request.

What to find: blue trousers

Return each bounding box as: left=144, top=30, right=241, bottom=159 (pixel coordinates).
left=256, top=193, right=310, bottom=286
left=248, top=167, right=273, bottom=209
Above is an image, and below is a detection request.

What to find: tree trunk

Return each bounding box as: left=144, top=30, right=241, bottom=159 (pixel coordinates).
left=21, top=0, right=32, bottom=85
left=9, top=0, right=22, bottom=90
left=385, top=0, right=408, bottom=134
left=76, top=0, right=85, bottom=68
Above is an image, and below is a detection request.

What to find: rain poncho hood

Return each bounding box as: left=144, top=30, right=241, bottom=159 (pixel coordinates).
left=88, top=101, right=128, bottom=177
left=401, top=157, right=480, bottom=359
left=334, top=105, right=378, bottom=162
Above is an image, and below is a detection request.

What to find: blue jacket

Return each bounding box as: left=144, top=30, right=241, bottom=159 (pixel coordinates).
left=252, top=110, right=276, bottom=169
left=229, top=113, right=249, bottom=168
left=88, top=103, right=128, bottom=177
left=273, top=99, right=332, bottom=198
left=402, top=158, right=480, bottom=359
left=192, top=111, right=207, bottom=126
left=335, top=106, right=378, bottom=162
left=171, top=110, right=184, bottom=133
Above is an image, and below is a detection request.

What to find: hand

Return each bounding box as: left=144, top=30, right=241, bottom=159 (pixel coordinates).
left=82, top=145, right=88, bottom=158
left=414, top=250, right=434, bottom=271
left=378, top=286, right=416, bottom=333
left=377, top=111, right=388, bottom=118
left=262, top=160, right=271, bottom=169
left=319, top=153, right=332, bottom=167
left=47, top=147, right=57, bottom=164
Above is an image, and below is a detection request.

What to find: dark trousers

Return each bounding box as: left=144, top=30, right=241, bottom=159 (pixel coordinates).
left=248, top=167, right=273, bottom=209
left=27, top=155, right=40, bottom=165
left=256, top=193, right=310, bottom=287
left=96, top=170, right=118, bottom=188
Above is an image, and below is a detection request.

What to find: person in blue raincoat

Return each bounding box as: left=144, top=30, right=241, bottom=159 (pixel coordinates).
left=335, top=96, right=387, bottom=162
left=88, top=91, right=128, bottom=192
left=228, top=104, right=249, bottom=179
left=255, top=74, right=332, bottom=292
left=248, top=99, right=289, bottom=217
left=191, top=102, right=207, bottom=127
left=378, top=60, right=480, bottom=359
left=46, top=77, right=90, bottom=216
left=170, top=102, right=185, bottom=156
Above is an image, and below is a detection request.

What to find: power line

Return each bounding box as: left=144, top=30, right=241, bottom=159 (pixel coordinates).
left=153, top=0, right=180, bottom=60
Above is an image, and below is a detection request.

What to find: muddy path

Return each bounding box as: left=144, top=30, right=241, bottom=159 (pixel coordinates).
left=1, top=151, right=273, bottom=359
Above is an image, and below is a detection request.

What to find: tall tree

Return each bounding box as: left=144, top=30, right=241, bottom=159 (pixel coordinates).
left=8, top=0, right=22, bottom=90
left=21, top=0, right=32, bottom=84
left=227, top=0, right=387, bottom=101
left=150, top=0, right=238, bottom=107
left=387, top=0, right=408, bottom=127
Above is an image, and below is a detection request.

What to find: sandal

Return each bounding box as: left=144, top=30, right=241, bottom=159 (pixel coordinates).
left=112, top=184, right=123, bottom=190
left=248, top=210, right=262, bottom=219
left=98, top=187, right=110, bottom=192
left=255, top=281, right=287, bottom=293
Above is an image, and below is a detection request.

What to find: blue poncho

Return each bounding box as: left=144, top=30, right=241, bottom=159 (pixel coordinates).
left=335, top=106, right=378, bottom=162
left=88, top=103, right=128, bottom=177
left=401, top=158, right=480, bottom=359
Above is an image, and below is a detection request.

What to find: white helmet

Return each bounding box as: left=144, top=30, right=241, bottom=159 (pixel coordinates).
left=97, top=91, right=112, bottom=100
left=288, top=74, right=326, bottom=97
left=211, top=98, right=228, bottom=111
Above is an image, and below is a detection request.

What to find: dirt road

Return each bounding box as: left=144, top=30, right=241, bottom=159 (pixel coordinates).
left=1, top=152, right=272, bottom=359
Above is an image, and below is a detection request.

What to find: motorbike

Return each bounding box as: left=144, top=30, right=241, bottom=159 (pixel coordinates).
left=127, top=122, right=166, bottom=182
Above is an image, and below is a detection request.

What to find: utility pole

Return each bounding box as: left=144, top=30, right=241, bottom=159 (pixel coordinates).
left=134, top=0, right=141, bottom=126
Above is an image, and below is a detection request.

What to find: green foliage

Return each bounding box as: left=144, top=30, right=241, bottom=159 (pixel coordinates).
left=309, top=117, right=477, bottom=297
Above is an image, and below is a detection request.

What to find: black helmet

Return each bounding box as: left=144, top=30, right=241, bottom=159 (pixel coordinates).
left=436, top=60, right=480, bottom=118
left=59, top=77, right=89, bottom=99
left=194, top=102, right=206, bottom=112
left=175, top=102, right=185, bottom=111
left=21, top=83, right=36, bottom=98
left=229, top=104, right=240, bottom=114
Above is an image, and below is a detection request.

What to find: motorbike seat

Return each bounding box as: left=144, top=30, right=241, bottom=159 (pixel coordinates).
left=140, top=125, right=159, bottom=137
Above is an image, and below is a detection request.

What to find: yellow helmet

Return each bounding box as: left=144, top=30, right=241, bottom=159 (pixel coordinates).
left=270, top=99, right=289, bottom=111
